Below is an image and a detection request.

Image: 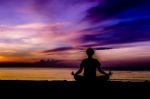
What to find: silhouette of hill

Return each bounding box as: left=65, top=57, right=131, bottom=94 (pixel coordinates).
left=0, top=59, right=75, bottom=68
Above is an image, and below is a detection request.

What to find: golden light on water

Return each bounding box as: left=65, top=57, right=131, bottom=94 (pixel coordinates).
left=0, top=68, right=149, bottom=81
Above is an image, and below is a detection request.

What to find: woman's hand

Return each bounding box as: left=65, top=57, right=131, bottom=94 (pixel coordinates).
left=71, top=71, right=75, bottom=75
left=108, top=71, right=112, bottom=75
left=105, top=71, right=112, bottom=76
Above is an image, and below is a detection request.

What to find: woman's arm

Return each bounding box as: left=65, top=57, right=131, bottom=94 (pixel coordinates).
left=75, top=66, right=83, bottom=75
left=75, top=61, right=84, bottom=75
left=97, top=66, right=107, bottom=75
left=72, top=60, right=84, bottom=75
left=96, top=60, right=108, bottom=75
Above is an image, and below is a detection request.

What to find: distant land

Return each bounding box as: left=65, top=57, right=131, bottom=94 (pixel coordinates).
left=0, top=59, right=77, bottom=68
left=0, top=59, right=150, bottom=71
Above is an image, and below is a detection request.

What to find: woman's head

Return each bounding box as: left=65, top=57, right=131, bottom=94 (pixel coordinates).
left=86, top=48, right=94, bottom=57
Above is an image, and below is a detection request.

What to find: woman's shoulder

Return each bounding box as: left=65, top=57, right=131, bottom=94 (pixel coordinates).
left=93, top=58, right=101, bottom=64
left=82, top=58, right=99, bottom=62
left=93, top=58, right=99, bottom=61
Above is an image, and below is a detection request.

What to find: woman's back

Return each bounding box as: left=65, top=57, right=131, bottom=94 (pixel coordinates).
left=81, top=58, right=100, bottom=79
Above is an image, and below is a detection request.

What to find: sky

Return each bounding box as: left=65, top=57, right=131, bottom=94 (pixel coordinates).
left=0, top=0, right=150, bottom=67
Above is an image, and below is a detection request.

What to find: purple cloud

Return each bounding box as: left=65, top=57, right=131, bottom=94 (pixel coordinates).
left=42, top=47, right=73, bottom=53
left=79, top=0, right=150, bottom=47
left=84, top=0, right=150, bottom=23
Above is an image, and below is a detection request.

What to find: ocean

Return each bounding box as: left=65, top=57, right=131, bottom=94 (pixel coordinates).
left=0, top=68, right=149, bottom=82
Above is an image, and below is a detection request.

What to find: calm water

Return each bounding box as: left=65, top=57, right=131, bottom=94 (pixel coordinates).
left=0, top=68, right=149, bottom=82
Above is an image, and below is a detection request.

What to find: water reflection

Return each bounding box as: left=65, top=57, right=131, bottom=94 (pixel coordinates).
left=0, top=68, right=149, bottom=82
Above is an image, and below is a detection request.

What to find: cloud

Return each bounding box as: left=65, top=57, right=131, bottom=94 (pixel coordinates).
left=84, top=0, right=150, bottom=23
left=0, top=0, right=150, bottom=64
left=16, top=0, right=98, bottom=23
left=79, top=0, right=150, bottom=46
left=42, top=47, right=73, bottom=53
left=41, top=45, right=112, bottom=55
left=81, top=17, right=150, bottom=46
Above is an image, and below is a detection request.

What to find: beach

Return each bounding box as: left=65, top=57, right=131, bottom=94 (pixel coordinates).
left=0, top=68, right=149, bottom=98
left=0, top=80, right=150, bottom=98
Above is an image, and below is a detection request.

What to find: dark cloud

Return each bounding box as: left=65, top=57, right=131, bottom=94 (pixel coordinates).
left=42, top=47, right=73, bottom=53
left=85, top=0, right=150, bottom=23
left=94, top=47, right=112, bottom=50
left=80, top=0, right=150, bottom=46
left=81, top=18, right=150, bottom=45
left=42, top=46, right=112, bottom=54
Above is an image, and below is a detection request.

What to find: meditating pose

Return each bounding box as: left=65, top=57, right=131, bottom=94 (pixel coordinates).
left=72, top=48, right=111, bottom=81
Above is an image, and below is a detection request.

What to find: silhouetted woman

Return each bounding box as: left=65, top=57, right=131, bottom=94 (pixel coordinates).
left=72, top=48, right=111, bottom=81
